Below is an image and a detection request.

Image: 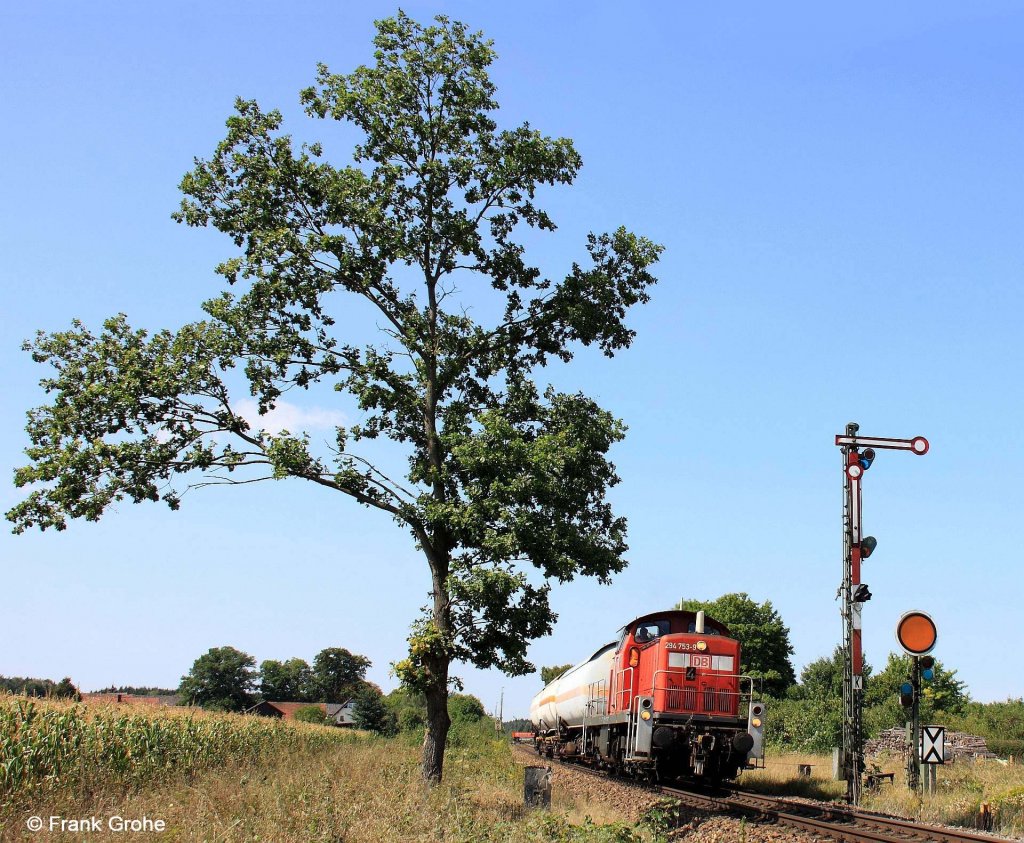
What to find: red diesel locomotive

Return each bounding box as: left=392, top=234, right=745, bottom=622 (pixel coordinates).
left=529, top=608, right=765, bottom=782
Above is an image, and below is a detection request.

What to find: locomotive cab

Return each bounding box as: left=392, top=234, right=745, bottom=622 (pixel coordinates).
left=606, top=609, right=760, bottom=779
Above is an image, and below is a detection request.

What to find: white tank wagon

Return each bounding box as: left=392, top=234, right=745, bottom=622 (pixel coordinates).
left=530, top=642, right=617, bottom=733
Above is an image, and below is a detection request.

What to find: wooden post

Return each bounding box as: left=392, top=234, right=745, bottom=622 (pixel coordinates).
left=978, top=802, right=993, bottom=831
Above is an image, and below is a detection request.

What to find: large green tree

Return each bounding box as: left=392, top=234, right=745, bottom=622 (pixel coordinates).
left=178, top=646, right=258, bottom=712
left=312, top=647, right=371, bottom=703
left=8, top=12, right=660, bottom=783
left=677, top=593, right=796, bottom=697
left=259, top=657, right=314, bottom=702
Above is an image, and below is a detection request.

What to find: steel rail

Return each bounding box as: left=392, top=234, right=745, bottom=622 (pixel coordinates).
left=660, top=783, right=1015, bottom=843
left=520, top=749, right=1014, bottom=843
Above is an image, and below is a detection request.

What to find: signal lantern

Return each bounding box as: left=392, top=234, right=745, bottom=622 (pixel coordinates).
left=896, top=611, right=938, bottom=656
left=853, top=584, right=872, bottom=602
left=858, top=448, right=876, bottom=470
left=859, top=536, right=878, bottom=559
left=899, top=681, right=914, bottom=708
left=747, top=701, right=766, bottom=761
left=920, top=655, right=935, bottom=681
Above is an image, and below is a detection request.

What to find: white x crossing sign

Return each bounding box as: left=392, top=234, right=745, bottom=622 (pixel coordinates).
left=921, top=725, right=945, bottom=764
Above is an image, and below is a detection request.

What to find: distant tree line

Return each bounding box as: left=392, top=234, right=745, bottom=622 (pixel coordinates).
left=177, top=645, right=375, bottom=712
left=175, top=644, right=489, bottom=737
left=355, top=688, right=488, bottom=737
left=96, top=685, right=178, bottom=696
left=1, top=675, right=79, bottom=700
left=770, top=646, right=971, bottom=753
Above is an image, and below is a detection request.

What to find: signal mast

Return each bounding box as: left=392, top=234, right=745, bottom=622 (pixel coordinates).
left=835, top=423, right=928, bottom=804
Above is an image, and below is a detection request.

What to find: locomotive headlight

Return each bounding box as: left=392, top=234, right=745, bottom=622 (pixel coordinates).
left=640, top=709, right=652, bottom=721
left=751, top=717, right=762, bottom=728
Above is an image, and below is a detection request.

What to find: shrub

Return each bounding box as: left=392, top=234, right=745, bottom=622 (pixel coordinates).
left=988, top=739, right=1024, bottom=758
left=293, top=705, right=330, bottom=725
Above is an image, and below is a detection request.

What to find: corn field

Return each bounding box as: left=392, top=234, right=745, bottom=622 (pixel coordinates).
left=0, top=693, right=353, bottom=807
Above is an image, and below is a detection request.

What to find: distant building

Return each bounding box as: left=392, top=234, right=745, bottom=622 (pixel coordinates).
left=245, top=700, right=358, bottom=726
left=326, top=700, right=357, bottom=727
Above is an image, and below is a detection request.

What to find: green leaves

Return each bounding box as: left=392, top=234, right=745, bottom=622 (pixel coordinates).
left=179, top=646, right=258, bottom=712
left=8, top=316, right=241, bottom=532
left=11, top=12, right=663, bottom=777
left=678, top=593, right=797, bottom=697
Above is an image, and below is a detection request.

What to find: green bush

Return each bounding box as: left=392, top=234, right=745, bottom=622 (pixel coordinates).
left=988, top=739, right=1024, bottom=758
left=293, top=705, right=330, bottom=726
left=765, top=695, right=842, bottom=753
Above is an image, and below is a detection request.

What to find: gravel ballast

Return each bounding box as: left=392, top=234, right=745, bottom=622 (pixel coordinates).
left=511, top=746, right=829, bottom=841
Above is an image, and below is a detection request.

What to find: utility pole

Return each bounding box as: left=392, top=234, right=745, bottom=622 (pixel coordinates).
left=494, top=687, right=504, bottom=732
left=835, top=423, right=928, bottom=805
left=910, top=657, right=922, bottom=790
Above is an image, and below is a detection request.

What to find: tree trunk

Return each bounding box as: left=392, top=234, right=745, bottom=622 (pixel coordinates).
left=421, top=662, right=451, bottom=783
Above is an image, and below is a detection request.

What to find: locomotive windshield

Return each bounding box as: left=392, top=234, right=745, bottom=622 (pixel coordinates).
left=634, top=619, right=670, bottom=642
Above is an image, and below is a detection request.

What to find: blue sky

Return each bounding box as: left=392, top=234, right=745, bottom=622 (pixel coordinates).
left=2, top=2, right=1022, bottom=719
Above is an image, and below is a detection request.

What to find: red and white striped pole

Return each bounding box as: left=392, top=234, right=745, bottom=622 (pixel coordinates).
left=836, top=424, right=928, bottom=805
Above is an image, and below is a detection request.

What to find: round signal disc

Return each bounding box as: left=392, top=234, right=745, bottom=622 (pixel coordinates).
left=896, top=611, right=937, bottom=656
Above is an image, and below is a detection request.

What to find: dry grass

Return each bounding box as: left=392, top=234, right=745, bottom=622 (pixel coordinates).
left=739, top=751, right=845, bottom=801
left=742, top=749, right=1024, bottom=838
left=0, top=698, right=655, bottom=842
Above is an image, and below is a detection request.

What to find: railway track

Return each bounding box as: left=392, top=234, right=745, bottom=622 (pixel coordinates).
left=528, top=750, right=1017, bottom=843
left=658, top=783, right=1015, bottom=843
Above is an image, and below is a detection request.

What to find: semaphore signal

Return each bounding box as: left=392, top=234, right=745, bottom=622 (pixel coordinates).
left=835, top=422, right=928, bottom=805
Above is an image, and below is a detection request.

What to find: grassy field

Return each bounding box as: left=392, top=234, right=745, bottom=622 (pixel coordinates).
left=0, top=695, right=659, bottom=842
left=741, top=750, right=1024, bottom=838
left=7, top=694, right=1024, bottom=841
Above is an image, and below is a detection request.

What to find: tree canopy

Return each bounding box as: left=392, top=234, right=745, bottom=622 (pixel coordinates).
left=1, top=675, right=79, bottom=699
left=259, top=658, right=314, bottom=702
left=178, top=646, right=258, bottom=712
left=866, top=652, right=969, bottom=717
left=8, top=11, right=660, bottom=782
left=352, top=684, right=399, bottom=735
left=677, top=593, right=796, bottom=697
left=540, top=664, right=574, bottom=685
left=312, top=647, right=371, bottom=703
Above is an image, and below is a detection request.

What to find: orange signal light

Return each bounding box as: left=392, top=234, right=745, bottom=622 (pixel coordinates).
left=896, top=610, right=937, bottom=656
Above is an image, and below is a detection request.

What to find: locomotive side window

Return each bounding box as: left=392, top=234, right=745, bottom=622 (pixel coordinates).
left=635, top=620, right=669, bottom=642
